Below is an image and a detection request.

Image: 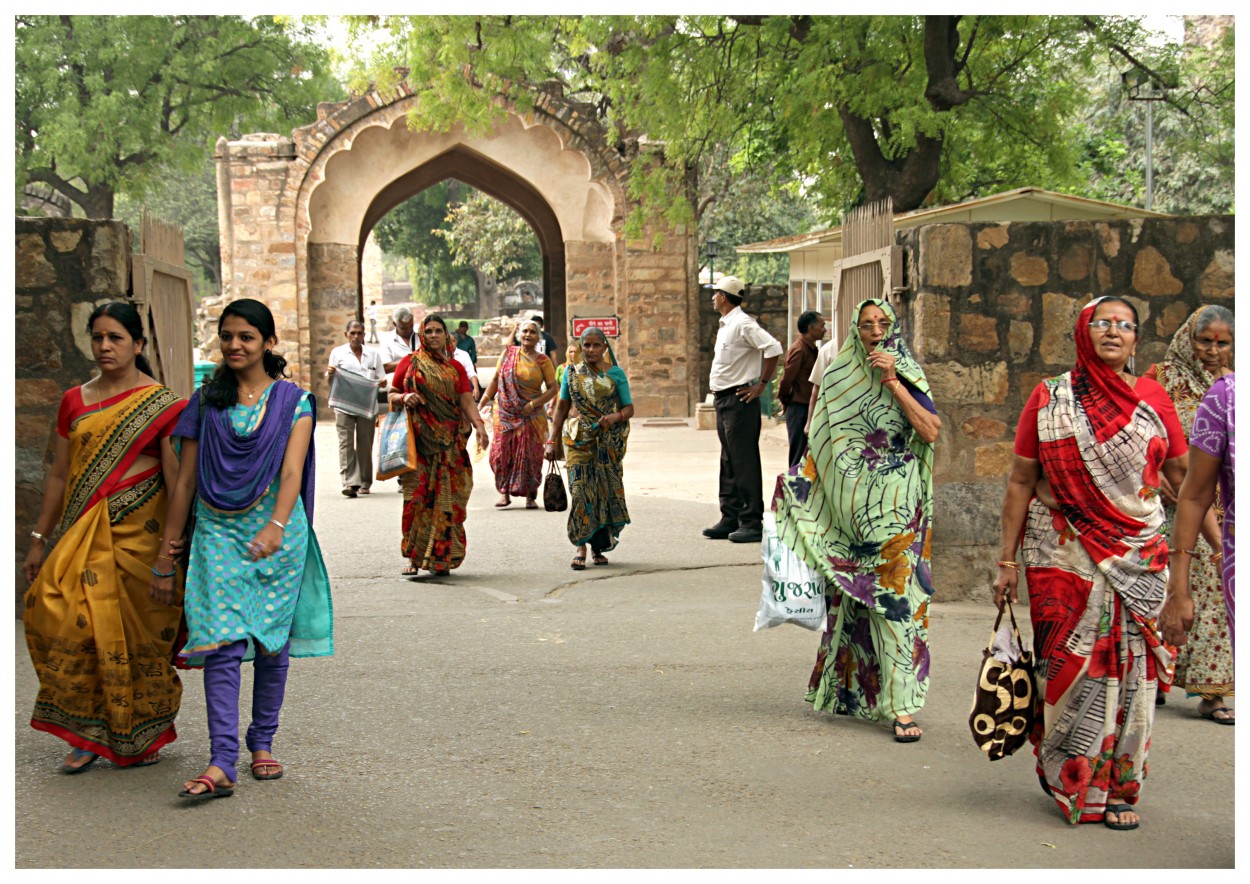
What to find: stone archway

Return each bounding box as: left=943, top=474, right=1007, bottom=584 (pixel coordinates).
left=357, top=145, right=568, bottom=346
left=215, top=84, right=700, bottom=417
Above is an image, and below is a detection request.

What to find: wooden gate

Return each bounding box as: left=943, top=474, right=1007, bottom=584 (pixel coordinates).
left=831, top=198, right=904, bottom=344
left=132, top=211, right=195, bottom=398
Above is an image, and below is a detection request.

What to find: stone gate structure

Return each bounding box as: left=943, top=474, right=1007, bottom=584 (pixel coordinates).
left=214, top=84, right=700, bottom=416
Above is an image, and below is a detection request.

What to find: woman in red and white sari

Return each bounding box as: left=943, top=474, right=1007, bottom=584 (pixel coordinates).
left=994, top=297, right=1189, bottom=830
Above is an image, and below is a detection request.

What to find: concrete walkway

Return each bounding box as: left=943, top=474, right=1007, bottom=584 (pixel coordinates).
left=12, top=421, right=1235, bottom=868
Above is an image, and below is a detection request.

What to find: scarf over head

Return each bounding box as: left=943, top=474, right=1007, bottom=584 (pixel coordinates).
left=1155, top=305, right=1233, bottom=437
left=403, top=335, right=466, bottom=455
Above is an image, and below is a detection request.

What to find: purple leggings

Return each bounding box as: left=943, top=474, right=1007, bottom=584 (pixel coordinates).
left=202, top=639, right=290, bottom=783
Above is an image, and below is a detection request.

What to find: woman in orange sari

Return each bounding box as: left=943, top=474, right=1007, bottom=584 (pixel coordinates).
left=22, top=301, right=186, bottom=773
left=479, top=318, right=558, bottom=508
left=391, top=314, right=488, bottom=577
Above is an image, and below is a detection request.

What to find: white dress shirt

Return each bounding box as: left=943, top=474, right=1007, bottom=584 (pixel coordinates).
left=452, top=347, right=477, bottom=381
left=807, top=332, right=843, bottom=389
left=709, top=306, right=783, bottom=392
left=327, top=343, right=386, bottom=416
left=382, top=329, right=418, bottom=367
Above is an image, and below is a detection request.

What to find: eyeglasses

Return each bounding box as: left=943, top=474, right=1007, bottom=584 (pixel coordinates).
left=1193, top=336, right=1232, bottom=350
left=857, top=321, right=891, bottom=331
left=1089, top=319, right=1137, bottom=334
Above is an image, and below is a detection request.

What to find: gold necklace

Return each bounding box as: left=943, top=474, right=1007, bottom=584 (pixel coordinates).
left=242, top=379, right=271, bottom=401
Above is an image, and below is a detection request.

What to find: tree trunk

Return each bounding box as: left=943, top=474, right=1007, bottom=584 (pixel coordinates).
left=81, top=183, right=116, bottom=219
left=838, top=106, right=943, bottom=212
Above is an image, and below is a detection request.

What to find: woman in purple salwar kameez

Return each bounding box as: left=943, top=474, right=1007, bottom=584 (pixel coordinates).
left=1162, top=372, right=1236, bottom=654
left=151, top=299, right=333, bottom=801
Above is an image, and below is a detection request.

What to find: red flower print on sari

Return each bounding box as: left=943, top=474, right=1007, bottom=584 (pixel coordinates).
left=1059, top=755, right=1092, bottom=795
left=1088, top=634, right=1119, bottom=680
left=1050, top=511, right=1077, bottom=545
left=1140, top=436, right=1166, bottom=489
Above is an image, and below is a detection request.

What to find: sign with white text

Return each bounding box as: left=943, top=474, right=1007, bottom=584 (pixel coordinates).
left=570, top=316, right=621, bottom=338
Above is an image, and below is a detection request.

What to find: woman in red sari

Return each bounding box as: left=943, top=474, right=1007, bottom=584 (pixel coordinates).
left=391, top=314, right=488, bottom=577
left=22, top=301, right=186, bottom=773
left=479, top=318, right=558, bottom=508
left=994, top=297, right=1188, bottom=830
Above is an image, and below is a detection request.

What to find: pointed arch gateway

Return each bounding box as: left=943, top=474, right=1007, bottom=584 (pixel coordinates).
left=215, top=85, right=699, bottom=417
left=358, top=146, right=567, bottom=345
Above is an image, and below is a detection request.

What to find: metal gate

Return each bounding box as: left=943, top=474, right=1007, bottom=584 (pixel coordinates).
left=831, top=198, right=904, bottom=344
left=131, top=211, right=195, bottom=398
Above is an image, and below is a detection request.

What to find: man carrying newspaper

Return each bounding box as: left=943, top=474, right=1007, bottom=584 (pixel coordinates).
left=326, top=319, right=388, bottom=497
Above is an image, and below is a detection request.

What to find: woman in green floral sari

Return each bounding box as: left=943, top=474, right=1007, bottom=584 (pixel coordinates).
left=545, top=327, right=634, bottom=570
left=773, top=299, right=941, bottom=742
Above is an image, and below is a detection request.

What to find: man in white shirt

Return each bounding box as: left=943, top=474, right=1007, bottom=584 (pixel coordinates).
left=381, top=306, right=418, bottom=373
left=702, top=276, right=783, bottom=544
left=326, top=319, right=387, bottom=497
left=803, top=323, right=843, bottom=438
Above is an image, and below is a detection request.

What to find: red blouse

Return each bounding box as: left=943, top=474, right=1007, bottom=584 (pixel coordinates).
left=1013, top=376, right=1187, bottom=460
left=391, top=353, right=471, bottom=395
left=56, top=385, right=176, bottom=459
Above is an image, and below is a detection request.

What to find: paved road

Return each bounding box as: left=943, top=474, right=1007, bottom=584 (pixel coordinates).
left=13, top=421, right=1235, bottom=868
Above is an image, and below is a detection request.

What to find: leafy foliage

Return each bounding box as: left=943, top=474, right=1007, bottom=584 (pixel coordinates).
left=15, top=15, right=340, bottom=217
left=372, top=181, right=478, bottom=306
left=435, top=191, right=542, bottom=282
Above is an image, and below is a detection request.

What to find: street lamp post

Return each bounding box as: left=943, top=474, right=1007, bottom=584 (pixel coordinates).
left=705, top=238, right=719, bottom=287
left=1122, top=68, right=1171, bottom=211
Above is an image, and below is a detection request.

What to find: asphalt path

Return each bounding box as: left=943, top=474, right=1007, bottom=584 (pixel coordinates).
left=12, top=420, right=1236, bottom=868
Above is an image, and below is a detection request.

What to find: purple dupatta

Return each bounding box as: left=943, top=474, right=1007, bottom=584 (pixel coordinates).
left=174, top=380, right=317, bottom=522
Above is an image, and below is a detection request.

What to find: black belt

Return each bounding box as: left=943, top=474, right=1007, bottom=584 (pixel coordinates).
left=713, top=384, right=751, bottom=398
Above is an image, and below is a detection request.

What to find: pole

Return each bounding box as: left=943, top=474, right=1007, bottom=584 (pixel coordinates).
left=1145, top=98, right=1154, bottom=211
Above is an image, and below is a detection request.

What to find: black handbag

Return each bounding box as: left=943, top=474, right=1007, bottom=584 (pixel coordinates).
left=969, top=598, right=1037, bottom=761
left=542, top=460, right=568, bottom=512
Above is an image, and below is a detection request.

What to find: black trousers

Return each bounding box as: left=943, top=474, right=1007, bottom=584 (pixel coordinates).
left=784, top=401, right=809, bottom=468
left=714, top=390, right=764, bottom=529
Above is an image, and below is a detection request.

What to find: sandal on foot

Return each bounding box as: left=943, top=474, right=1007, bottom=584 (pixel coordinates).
left=428, top=568, right=450, bottom=577
left=60, top=747, right=98, bottom=775
left=1104, top=803, right=1140, bottom=831
left=525, top=498, right=538, bottom=509
left=892, top=719, right=922, bottom=743
left=131, top=752, right=161, bottom=768
left=250, top=758, right=284, bottom=781
left=495, top=496, right=511, bottom=508
left=571, top=555, right=586, bottom=571
left=179, top=775, right=235, bottom=801
left=592, top=553, right=609, bottom=566
left=402, top=564, right=420, bottom=577
left=1200, top=706, right=1235, bottom=725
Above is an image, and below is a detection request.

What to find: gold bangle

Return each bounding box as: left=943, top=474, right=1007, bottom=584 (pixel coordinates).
left=1170, top=548, right=1198, bottom=557
left=996, top=560, right=1021, bottom=570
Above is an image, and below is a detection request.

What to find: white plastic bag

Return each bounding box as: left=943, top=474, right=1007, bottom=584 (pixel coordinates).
left=754, top=513, right=827, bottom=632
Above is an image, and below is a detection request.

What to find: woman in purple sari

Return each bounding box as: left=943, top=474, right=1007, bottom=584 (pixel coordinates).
left=1162, top=372, right=1236, bottom=654
left=151, top=299, right=333, bottom=801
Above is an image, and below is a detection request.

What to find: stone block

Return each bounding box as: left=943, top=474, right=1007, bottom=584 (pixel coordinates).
left=1039, top=292, right=1083, bottom=366
left=88, top=224, right=131, bottom=294
left=1009, top=253, right=1050, bottom=287
left=1018, top=372, right=1046, bottom=406
left=16, top=379, right=63, bottom=409
left=16, top=234, right=57, bottom=288
left=975, top=442, right=1016, bottom=477
left=1058, top=244, right=1093, bottom=281
left=919, top=225, right=972, bottom=288
left=50, top=230, right=82, bottom=252
left=1007, top=321, right=1033, bottom=362
left=1155, top=300, right=1190, bottom=340
left=996, top=292, right=1031, bottom=319
left=1199, top=250, right=1235, bottom=300
left=960, top=416, right=1007, bottom=439
left=16, top=413, right=54, bottom=446
left=1175, top=221, right=1199, bottom=244
left=923, top=361, right=1008, bottom=405
left=1098, top=224, right=1121, bottom=258
left=912, top=292, right=950, bottom=360
left=958, top=314, right=998, bottom=351
left=1131, top=246, right=1183, bottom=296
left=977, top=225, right=1009, bottom=249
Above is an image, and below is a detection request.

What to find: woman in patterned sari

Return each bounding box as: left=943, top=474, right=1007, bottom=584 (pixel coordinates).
left=391, top=314, right=488, bottom=577
left=773, top=299, right=941, bottom=743
left=545, top=327, right=634, bottom=569
left=479, top=318, right=557, bottom=508
left=23, top=301, right=186, bottom=773
left=1144, top=305, right=1233, bottom=722
left=994, top=297, right=1188, bottom=830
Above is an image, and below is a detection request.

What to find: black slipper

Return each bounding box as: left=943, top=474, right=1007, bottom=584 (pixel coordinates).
left=1200, top=706, right=1235, bottom=725
left=892, top=719, right=922, bottom=743
left=570, top=555, right=586, bottom=571
left=178, top=775, right=235, bottom=801
left=1104, top=803, right=1140, bottom=830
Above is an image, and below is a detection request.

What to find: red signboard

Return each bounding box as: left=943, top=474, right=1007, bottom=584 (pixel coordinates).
left=570, top=316, right=621, bottom=338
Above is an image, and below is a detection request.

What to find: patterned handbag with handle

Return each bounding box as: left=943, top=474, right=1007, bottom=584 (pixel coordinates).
left=969, top=597, right=1037, bottom=761
left=542, top=459, right=568, bottom=512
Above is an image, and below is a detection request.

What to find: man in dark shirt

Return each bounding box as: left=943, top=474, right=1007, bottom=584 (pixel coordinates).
left=454, top=320, right=477, bottom=366
left=778, top=310, right=826, bottom=467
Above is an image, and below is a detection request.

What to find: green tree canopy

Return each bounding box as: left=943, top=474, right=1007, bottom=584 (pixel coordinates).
left=435, top=191, right=542, bottom=282
left=372, top=181, right=477, bottom=306
left=16, top=15, right=340, bottom=218
left=343, top=15, right=1225, bottom=233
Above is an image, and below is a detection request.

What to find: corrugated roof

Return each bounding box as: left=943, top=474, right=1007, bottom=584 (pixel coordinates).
left=735, top=187, right=1172, bottom=254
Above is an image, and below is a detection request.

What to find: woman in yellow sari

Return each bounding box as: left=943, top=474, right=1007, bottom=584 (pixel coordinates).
left=479, top=318, right=558, bottom=508
left=22, top=301, right=186, bottom=773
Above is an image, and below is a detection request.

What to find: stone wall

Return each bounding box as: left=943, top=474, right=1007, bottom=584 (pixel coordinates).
left=899, top=216, right=1235, bottom=601
left=14, top=219, right=133, bottom=611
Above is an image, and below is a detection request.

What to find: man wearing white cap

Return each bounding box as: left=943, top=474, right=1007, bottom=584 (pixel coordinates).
left=702, top=276, right=783, bottom=544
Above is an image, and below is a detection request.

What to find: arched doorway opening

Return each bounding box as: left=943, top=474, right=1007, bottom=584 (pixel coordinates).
left=358, top=146, right=566, bottom=349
